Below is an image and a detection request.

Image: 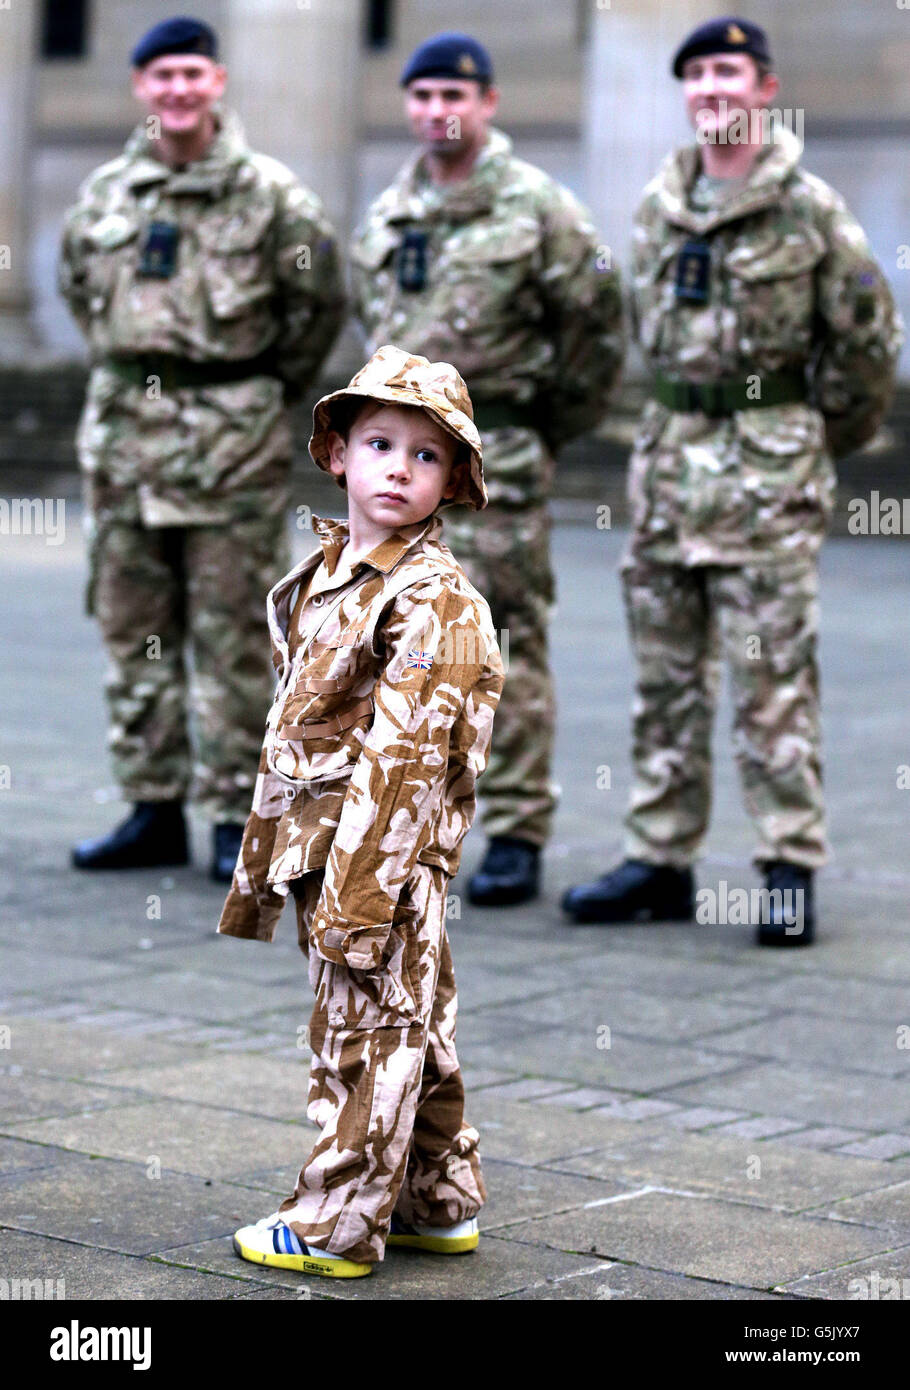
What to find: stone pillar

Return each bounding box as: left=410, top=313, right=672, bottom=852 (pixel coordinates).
left=224, top=0, right=361, bottom=236
left=0, top=0, right=40, bottom=357
left=583, top=0, right=723, bottom=339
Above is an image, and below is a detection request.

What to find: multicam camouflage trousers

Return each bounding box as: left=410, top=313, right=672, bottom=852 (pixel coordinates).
left=621, top=553, right=828, bottom=870
left=278, top=860, right=485, bottom=1265
left=444, top=492, right=557, bottom=847
left=92, top=515, right=288, bottom=821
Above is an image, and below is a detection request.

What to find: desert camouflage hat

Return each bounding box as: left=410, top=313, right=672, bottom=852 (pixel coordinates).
left=309, top=344, right=487, bottom=510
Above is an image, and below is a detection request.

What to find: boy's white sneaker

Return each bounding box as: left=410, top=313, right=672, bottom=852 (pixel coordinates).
left=387, top=1214, right=479, bottom=1253
left=233, top=1211, right=372, bottom=1278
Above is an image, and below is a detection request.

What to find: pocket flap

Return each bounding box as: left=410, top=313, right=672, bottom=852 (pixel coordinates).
left=449, top=222, right=541, bottom=265
left=85, top=213, right=141, bottom=251
left=725, top=227, right=825, bottom=282
left=351, top=226, right=400, bottom=270
left=197, top=202, right=274, bottom=253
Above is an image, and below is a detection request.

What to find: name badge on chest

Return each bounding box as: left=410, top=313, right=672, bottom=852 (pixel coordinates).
left=397, top=230, right=428, bottom=292
left=138, top=221, right=180, bottom=278
left=675, top=239, right=711, bottom=304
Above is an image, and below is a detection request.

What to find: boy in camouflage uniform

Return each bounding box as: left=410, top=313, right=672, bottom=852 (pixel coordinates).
left=219, top=346, right=504, bottom=1278
left=563, top=18, right=902, bottom=944
left=58, top=18, right=345, bottom=880
left=352, top=33, right=624, bottom=906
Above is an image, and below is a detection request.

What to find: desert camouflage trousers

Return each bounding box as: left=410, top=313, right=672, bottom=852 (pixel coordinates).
left=621, top=552, right=828, bottom=870
left=445, top=489, right=557, bottom=846
left=92, top=514, right=288, bottom=820
left=278, top=860, right=485, bottom=1265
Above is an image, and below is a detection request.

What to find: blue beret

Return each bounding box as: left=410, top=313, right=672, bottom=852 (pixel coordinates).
left=672, top=17, right=771, bottom=79
left=400, top=32, right=493, bottom=87
left=131, top=16, right=218, bottom=68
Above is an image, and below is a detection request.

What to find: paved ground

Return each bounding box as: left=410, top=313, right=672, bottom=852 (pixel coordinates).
left=1, top=489, right=909, bottom=1301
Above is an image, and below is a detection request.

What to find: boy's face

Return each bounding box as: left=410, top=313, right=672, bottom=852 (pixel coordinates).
left=682, top=52, right=778, bottom=142
left=131, top=54, right=227, bottom=139
left=327, top=403, right=459, bottom=536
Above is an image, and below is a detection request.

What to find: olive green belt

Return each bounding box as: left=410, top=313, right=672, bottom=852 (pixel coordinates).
left=653, top=370, right=807, bottom=416
left=471, top=399, right=540, bottom=433
left=104, top=350, right=279, bottom=391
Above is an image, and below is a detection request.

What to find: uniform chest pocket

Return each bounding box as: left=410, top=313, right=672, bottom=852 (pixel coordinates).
left=724, top=226, right=825, bottom=353
left=299, top=632, right=374, bottom=693
left=351, top=226, right=400, bottom=273
left=82, top=214, right=142, bottom=312
left=196, top=202, right=275, bottom=318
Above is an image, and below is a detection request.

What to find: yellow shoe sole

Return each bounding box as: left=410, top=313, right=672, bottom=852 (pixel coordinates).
left=386, top=1230, right=480, bottom=1254
left=232, top=1234, right=372, bottom=1279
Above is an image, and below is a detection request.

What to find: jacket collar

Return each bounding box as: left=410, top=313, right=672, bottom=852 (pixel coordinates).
left=654, top=124, right=803, bottom=234
left=120, top=107, right=250, bottom=196
left=265, top=511, right=444, bottom=669
left=383, top=127, right=513, bottom=223
left=310, top=512, right=443, bottom=576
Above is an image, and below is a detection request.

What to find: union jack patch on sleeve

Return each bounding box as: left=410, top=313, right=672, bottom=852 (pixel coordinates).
left=406, top=649, right=433, bottom=671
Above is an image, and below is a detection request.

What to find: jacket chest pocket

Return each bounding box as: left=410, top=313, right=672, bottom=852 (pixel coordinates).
left=724, top=225, right=825, bottom=357
left=445, top=223, right=543, bottom=321
left=196, top=202, right=274, bottom=319
left=270, top=634, right=375, bottom=782
left=350, top=226, right=402, bottom=327
left=82, top=214, right=142, bottom=317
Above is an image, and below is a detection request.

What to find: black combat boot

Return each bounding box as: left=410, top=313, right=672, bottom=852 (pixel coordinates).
left=71, top=801, right=189, bottom=870
left=562, top=859, right=694, bottom=925
left=756, top=862, right=815, bottom=947
left=211, top=823, right=245, bottom=884
left=467, top=837, right=541, bottom=907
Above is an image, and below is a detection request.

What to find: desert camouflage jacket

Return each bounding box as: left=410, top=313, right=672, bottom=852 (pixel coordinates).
left=218, top=512, right=504, bottom=969
left=628, top=125, right=902, bottom=565
left=351, top=128, right=624, bottom=447
left=58, top=108, right=345, bottom=527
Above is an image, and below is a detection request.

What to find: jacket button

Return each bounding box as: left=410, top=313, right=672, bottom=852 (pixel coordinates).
left=311, top=594, right=325, bottom=607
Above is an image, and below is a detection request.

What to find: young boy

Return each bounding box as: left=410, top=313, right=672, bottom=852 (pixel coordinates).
left=218, top=345, right=504, bottom=1278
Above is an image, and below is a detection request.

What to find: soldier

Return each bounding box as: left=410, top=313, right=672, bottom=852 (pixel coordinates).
left=351, top=32, right=624, bottom=906
left=563, top=18, right=902, bottom=944
left=58, top=16, right=345, bottom=881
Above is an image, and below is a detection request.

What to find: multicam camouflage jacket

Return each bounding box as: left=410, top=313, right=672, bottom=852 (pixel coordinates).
left=350, top=128, right=624, bottom=454
left=628, top=125, right=903, bottom=565
left=58, top=108, right=345, bottom=527
left=218, top=512, right=504, bottom=969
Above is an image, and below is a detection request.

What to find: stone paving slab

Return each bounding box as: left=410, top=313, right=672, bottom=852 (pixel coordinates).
left=502, top=1190, right=896, bottom=1287
left=660, top=1061, right=910, bottom=1132
left=547, top=1125, right=906, bottom=1213
left=781, top=1247, right=910, bottom=1300
left=0, top=1152, right=262, bottom=1255
left=5, top=1099, right=318, bottom=1182
left=0, top=1015, right=211, bottom=1075
left=501, top=1262, right=793, bottom=1300
left=698, top=1014, right=910, bottom=1078
left=0, top=1228, right=256, bottom=1300
left=476, top=981, right=769, bottom=1042
left=0, top=1070, right=153, bottom=1126
left=821, top=1180, right=910, bottom=1238
left=0, top=1137, right=67, bottom=1177
left=84, top=1053, right=312, bottom=1122
left=459, top=1016, right=745, bottom=1092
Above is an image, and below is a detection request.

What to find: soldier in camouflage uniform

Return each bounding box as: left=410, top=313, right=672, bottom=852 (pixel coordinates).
left=563, top=18, right=902, bottom=944
left=220, top=346, right=504, bottom=1277
left=58, top=17, right=345, bottom=880
left=351, top=32, right=624, bottom=906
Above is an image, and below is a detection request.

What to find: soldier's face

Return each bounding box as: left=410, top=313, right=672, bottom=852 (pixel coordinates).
left=682, top=53, right=779, bottom=142
left=405, top=79, right=499, bottom=158
left=327, top=405, right=458, bottom=532
left=131, top=55, right=227, bottom=137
